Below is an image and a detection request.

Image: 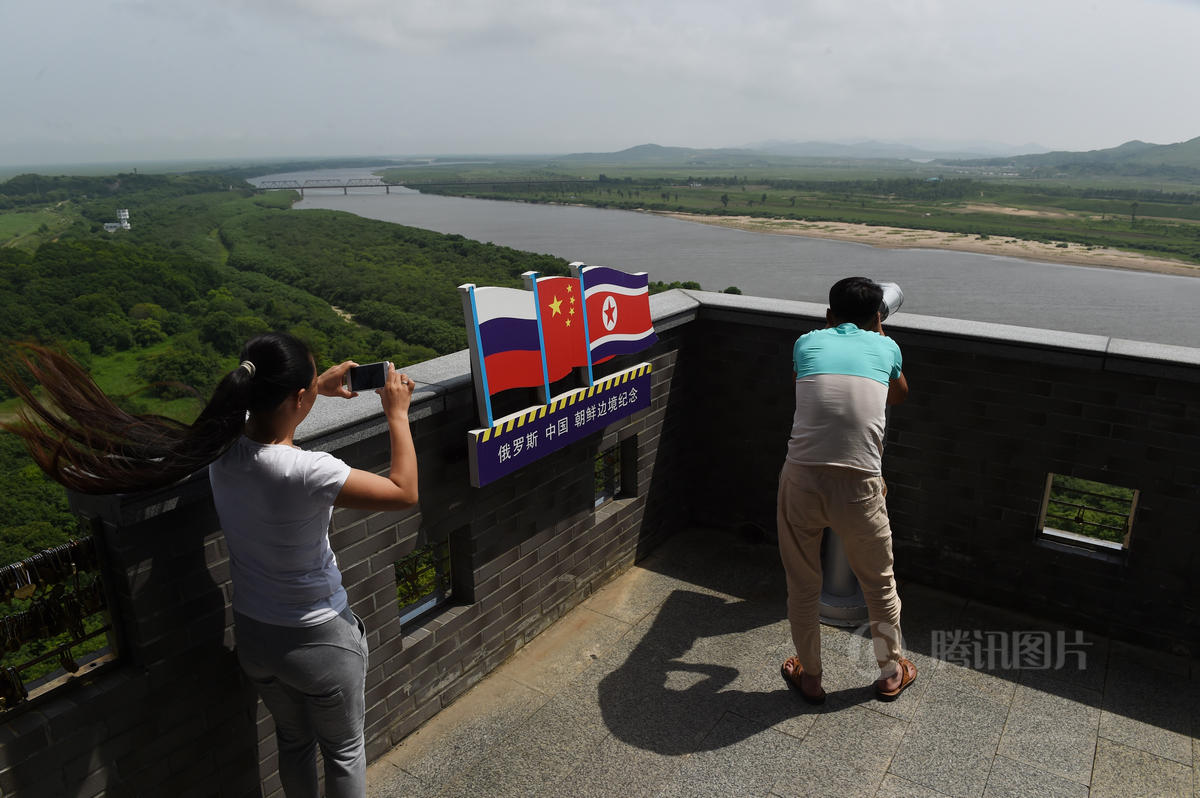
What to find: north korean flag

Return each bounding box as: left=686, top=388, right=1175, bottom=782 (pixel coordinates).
left=579, top=266, right=657, bottom=363
left=535, top=275, right=588, bottom=382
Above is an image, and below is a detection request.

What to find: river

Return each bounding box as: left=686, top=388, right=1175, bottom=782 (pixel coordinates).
left=252, top=168, right=1200, bottom=348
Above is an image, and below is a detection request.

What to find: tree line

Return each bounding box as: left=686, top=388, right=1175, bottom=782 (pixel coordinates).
left=0, top=172, right=571, bottom=563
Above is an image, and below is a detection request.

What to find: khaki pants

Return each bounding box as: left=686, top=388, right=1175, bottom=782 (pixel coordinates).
left=776, top=461, right=903, bottom=677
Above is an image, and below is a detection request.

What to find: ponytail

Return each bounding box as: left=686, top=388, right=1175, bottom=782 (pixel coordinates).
left=1, top=333, right=314, bottom=495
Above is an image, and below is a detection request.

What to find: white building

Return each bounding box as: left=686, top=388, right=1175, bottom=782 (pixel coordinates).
left=103, top=209, right=131, bottom=233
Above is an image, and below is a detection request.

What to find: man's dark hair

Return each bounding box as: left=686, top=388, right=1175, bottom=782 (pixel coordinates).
left=829, top=277, right=883, bottom=328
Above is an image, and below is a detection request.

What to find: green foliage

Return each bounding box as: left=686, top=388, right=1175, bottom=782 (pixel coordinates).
left=0, top=435, right=78, bottom=565
left=0, top=207, right=77, bottom=250
left=414, top=172, right=1200, bottom=266
left=649, top=280, right=702, bottom=294
left=1, top=171, right=593, bottom=567
left=0, top=172, right=237, bottom=208
left=949, top=135, right=1200, bottom=179
left=395, top=541, right=450, bottom=620
left=0, top=555, right=111, bottom=687
left=355, top=302, right=464, bottom=354
left=136, top=336, right=224, bottom=400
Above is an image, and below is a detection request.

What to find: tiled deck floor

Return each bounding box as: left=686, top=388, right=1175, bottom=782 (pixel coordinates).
left=367, top=527, right=1200, bottom=798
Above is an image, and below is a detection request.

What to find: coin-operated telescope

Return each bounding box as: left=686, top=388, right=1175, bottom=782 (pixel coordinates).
left=878, top=282, right=904, bottom=321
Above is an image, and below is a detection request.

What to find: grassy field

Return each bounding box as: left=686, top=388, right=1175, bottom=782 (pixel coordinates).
left=1, top=341, right=212, bottom=424
left=382, top=159, right=949, bottom=186
left=382, top=157, right=1200, bottom=192
left=86, top=343, right=216, bottom=420
left=0, top=205, right=78, bottom=250
left=378, top=161, right=1200, bottom=267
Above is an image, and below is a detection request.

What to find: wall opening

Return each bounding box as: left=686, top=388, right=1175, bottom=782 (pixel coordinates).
left=0, top=530, right=117, bottom=713
left=1038, top=473, right=1138, bottom=552
left=395, top=540, right=452, bottom=626
left=594, top=436, right=638, bottom=508
left=594, top=446, right=622, bottom=507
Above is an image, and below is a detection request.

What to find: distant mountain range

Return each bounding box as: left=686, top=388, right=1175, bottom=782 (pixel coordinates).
left=557, top=140, right=1045, bottom=165
left=946, top=136, right=1200, bottom=173
left=553, top=143, right=777, bottom=166
left=747, top=139, right=1045, bottom=160
left=555, top=137, right=1200, bottom=180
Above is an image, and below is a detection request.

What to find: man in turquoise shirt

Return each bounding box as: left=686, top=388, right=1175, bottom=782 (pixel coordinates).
left=778, top=277, right=915, bottom=704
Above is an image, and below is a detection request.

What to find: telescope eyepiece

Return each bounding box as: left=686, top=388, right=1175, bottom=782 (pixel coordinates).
left=878, top=282, right=904, bottom=321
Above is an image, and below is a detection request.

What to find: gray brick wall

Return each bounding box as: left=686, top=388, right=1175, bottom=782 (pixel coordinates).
left=2, top=289, right=1197, bottom=795
left=0, top=305, right=690, bottom=796
left=678, top=293, right=1200, bottom=658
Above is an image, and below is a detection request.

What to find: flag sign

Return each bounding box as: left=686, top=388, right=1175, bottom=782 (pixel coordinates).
left=574, top=264, right=657, bottom=364
left=526, top=274, right=588, bottom=386
left=461, top=284, right=543, bottom=400
left=468, top=363, right=652, bottom=487
left=460, top=264, right=657, bottom=485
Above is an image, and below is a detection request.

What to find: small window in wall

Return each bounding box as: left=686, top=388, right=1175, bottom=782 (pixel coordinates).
left=594, top=446, right=623, bottom=507
left=1038, top=474, right=1138, bottom=552
left=594, top=437, right=638, bottom=508
left=395, top=541, right=452, bottom=626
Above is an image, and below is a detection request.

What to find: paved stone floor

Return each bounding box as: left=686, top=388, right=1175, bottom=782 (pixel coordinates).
left=367, top=527, right=1200, bottom=798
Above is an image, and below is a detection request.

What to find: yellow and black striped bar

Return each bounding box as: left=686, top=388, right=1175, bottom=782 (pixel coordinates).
left=476, top=362, right=652, bottom=444
left=467, top=362, right=653, bottom=487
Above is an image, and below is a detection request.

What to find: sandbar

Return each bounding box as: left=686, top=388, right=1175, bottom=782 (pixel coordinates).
left=653, top=212, right=1200, bottom=278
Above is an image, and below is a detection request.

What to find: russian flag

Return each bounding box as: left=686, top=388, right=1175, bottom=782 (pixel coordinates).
left=578, top=266, right=657, bottom=363
left=464, top=285, right=544, bottom=395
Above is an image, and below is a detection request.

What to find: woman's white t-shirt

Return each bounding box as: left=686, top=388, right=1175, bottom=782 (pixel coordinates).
left=209, top=436, right=352, bottom=627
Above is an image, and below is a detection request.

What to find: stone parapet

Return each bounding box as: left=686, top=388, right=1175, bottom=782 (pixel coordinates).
left=1, top=289, right=1196, bottom=796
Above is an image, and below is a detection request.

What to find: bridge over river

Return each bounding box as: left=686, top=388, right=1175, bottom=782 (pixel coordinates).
left=257, top=176, right=594, bottom=196
left=257, top=177, right=396, bottom=196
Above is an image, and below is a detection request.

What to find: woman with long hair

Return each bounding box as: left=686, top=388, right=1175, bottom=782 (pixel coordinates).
left=2, top=332, right=419, bottom=798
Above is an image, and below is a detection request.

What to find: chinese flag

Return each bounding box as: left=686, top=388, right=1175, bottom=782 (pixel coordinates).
left=536, top=276, right=588, bottom=382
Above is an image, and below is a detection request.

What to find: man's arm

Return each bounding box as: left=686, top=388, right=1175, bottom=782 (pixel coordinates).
left=887, top=372, right=908, bottom=405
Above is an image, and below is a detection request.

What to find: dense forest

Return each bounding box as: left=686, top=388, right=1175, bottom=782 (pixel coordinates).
left=0, top=173, right=572, bottom=563
left=0, top=169, right=737, bottom=685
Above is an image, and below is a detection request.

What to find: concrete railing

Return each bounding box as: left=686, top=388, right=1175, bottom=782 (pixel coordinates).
left=1, top=289, right=1197, bottom=796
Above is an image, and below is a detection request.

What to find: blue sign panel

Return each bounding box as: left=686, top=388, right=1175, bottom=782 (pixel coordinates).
left=468, top=363, right=652, bottom=487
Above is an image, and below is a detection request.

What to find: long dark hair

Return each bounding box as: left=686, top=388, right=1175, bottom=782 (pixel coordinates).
left=1, top=333, right=315, bottom=494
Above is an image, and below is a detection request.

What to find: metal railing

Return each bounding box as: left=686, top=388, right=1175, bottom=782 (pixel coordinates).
left=1041, top=475, right=1138, bottom=549
left=1, top=538, right=114, bottom=710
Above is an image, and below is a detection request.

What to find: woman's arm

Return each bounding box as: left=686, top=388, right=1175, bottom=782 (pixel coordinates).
left=335, top=363, right=419, bottom=510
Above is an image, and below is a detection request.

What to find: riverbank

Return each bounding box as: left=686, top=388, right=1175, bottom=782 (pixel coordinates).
left=655, top=212, right=1200, bottom=277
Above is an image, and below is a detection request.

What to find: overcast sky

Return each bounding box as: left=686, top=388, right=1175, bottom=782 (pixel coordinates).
left=4, top=0, right=1199, bottom=167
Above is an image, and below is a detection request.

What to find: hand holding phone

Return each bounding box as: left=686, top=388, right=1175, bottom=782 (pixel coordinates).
left=380, top=363, right=415, bottom=422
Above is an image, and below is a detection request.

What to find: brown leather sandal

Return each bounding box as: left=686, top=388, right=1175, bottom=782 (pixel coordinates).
left=875, top=657, right=917, bottom=702
left=780, top=656, right=826, bottom=705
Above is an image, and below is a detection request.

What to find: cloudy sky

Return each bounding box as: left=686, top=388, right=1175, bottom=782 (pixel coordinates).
left=4, top=0, right=1199, bottom=166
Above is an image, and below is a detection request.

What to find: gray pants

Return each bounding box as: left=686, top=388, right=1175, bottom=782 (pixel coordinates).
left=236, top=608, right=369, bottom=798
